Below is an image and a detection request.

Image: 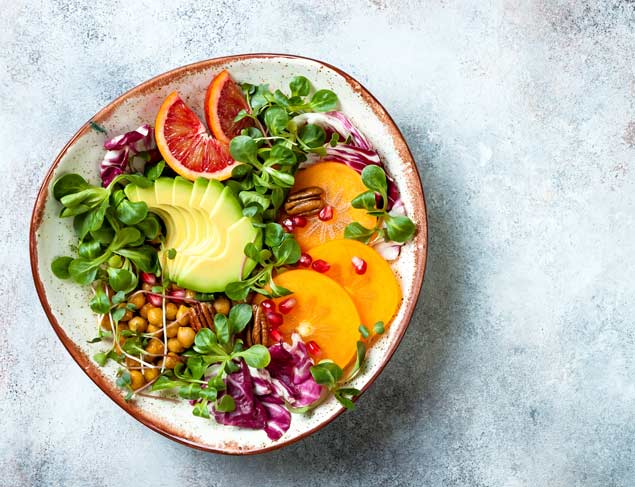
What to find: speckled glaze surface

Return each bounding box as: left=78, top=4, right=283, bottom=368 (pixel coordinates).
left=29, top=55, right=427, bottom=454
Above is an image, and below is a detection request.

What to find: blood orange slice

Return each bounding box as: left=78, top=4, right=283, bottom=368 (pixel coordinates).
left=155, top=92, right=236, bottom=181
left=205, top=70, right=253, bottom=145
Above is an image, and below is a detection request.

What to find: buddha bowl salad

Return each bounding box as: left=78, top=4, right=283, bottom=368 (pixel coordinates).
left=51, top=70, right=417, bottom=440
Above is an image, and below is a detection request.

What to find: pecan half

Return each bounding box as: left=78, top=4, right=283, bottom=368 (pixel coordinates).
left=284, top=186, right=324, bottom=216
left=190, top=303, right=215, bottom=332
left=246, top=303, right=269, bottom=347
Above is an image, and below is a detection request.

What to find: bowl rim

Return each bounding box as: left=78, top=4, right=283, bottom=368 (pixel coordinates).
left=29, top=53, right=428, bottom=455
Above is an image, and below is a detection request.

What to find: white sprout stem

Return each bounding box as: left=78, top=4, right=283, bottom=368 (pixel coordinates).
left=161, top=287, right=167, bottom=373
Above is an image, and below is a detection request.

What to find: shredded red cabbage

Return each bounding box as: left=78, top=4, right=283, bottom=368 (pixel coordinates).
left=213, top=360, right=292, bottom=441
left=213, top=360, right=267, bottom=430
left=292, top=111, right=373, bottom=151
left=266, top=334, right=323, bottom=407
left=99, top=124, right=156, bottom=187
left=294, top=112, right=400, bottom=210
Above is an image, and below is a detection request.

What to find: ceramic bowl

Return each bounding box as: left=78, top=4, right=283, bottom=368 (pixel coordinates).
left=30, top=54, right=427, bottom=454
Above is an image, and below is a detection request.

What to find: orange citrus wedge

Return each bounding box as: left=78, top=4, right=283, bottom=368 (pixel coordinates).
left=205, top=70, right=253, bottom=145
left=290, top=162, right=377, bottom=250
left=270, top=269, right=361, bottom=368
left=155, top=91, right=236, bottom=181
left=307, top=239, right=402, bottom=330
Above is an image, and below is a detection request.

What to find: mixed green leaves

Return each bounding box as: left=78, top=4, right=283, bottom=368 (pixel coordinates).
left=51, top=169, right=164, bottom=292
left=225, top=222, right=301, bottom=300
left=150, top=304, right=269, bottom=415
left=226, top=76, right=338, bottom=220
left=344, top=165, right=416, bottom=244
left=310, top=341, right=367, bottom=410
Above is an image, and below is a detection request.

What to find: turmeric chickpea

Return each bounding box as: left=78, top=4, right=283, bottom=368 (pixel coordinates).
left=165, top=302, right=178, bottom=320
left=129, top=370, right=146, bottom=390
left=100, top=314, right=111, bottom=330
left=128, top=293, right=146, bottom=310
left=146, top=324, right=160, bottom=333
left=139, top=303, right=154, bottom=319
left=145, top=338, right=164, bottom=356
left=119, top=307, right=133, bottom=322
left=213, top=296, right=231, bottom=315
left=147, top=307, right=163, bottom=326
left=128, top=316, right=147, bottom=333
left=177, top=327, right=196, bottom=349
left=162, top=352, right=181, bottom=369
left=165, top=322, right=179, bottom=338
left=176, top=305, right=190, bottom=326
left=143, top=367, right=160, bottom=382
left=167, top=337, right=185, bottom=353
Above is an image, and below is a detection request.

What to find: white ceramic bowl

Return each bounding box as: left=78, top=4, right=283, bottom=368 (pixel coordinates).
left=30, top=54, right=428, bottom=454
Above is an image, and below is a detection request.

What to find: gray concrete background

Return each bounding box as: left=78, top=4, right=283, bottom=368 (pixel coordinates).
left=2, top=1, right=634, bottom=485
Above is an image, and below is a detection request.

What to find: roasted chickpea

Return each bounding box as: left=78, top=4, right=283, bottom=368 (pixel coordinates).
left=143, top=367, right=160, bottom=382
left=167, top=337, right=185, bottom=353
left=118, top=306, right=133, bottom=322
left=129, top=370, right=146, bottom=390
left=165, top=302, right=178, bottom=320
left=145, top=338, right=164, bottom=356
left=140, top=303, right=154, bottom=319
left=128, top=316, right=148, bottom=333
left=162, top=352, right=181, bottom=369
left=165, top=322, right=179, bottom=338
left=177, top=327, right=196, bottom=349
left=142, top=282, right=153, bottom=291
left=147, top=307, right=163, bottom=326
left=129, top=293, right=146, bottom=310
left=125, top=356, right=138, bottom=368
left=146, top=324, right=160, bottom=333
left=213, top=296, right=231, bottom=315
left=176, top=305, right=190, bottom=326
left=100, top=314, right=111, bottom=330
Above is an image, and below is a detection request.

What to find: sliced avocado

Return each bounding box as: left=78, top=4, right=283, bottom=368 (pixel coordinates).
left=125, top=177, right=260, bottom=293
left=176, top=216, right=260, bottom=292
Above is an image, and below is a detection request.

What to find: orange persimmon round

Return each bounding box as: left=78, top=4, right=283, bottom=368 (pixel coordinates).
left=307, top=239, right=402, bottom=331
left=269, top=269, right=361, bottom=368
left=289, top=162, right=377, bottom=250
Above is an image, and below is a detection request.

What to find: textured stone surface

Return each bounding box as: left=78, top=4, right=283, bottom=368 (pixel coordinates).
left=2, top=0, right=635, bottom=485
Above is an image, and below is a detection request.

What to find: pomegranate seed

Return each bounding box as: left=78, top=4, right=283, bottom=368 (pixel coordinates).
left=312, top=259, right=330, bottom=273
left=282, top=217, right=295, bottom=232
left=291, top=215, right=307, bottom=227
left=318, top=205, right=333, bottom=221
left=298, top=253, right=313, bottom=267
left=270, top=329, right=283, bottom=342
left=266, top=311, right=284, bottom=327
left=351, top=256, right=367, bottom=275
left=141, top=272, right=157, bottom=285
left=168, top=288, right=186, bottom=300
left=147, top=293, right=163, bottom=307
left=307, top=340, right=321, bottom=355
left=279, top=297, right=297, bottom=314
left=261, top=299, right=276, bottom=312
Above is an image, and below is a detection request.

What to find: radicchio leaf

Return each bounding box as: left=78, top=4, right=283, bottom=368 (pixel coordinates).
left=99, top=124, right=155, bottom=187
left=292, top=111, right=373, bottom=150
left=266, top=334, right=323, bottom=407
left=213, top=360, right=292, bottom=441
left=213, top=359, right=266, bottom=430
left=293, top=112, right=400, bottom=209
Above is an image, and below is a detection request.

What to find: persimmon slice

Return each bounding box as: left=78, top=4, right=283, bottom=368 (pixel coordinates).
left=307, top=239, right=402, bottom=330
left=290, top=162, right=377, bottom=250
left=270, top=269, right=361, bottom=368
